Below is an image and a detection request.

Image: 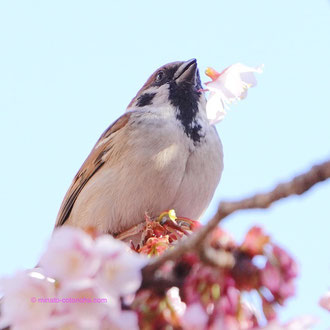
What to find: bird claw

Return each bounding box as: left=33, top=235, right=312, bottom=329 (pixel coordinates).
left=115, top=222, right=146, bottom=241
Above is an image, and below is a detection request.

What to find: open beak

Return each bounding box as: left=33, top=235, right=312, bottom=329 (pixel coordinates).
left=173, top=59, right=198, bottom=85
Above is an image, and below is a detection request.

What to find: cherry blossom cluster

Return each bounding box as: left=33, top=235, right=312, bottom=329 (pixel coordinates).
left=0, top=226, right=146, bottom=330
left=130, top=211, right=302, bottom=329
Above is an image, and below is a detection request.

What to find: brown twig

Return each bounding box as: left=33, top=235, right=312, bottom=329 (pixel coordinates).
left=142, top=159, right=330, bottom=282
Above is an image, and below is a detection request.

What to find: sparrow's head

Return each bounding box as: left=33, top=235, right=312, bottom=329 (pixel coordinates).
left=127, top=59, right=206, bottom=143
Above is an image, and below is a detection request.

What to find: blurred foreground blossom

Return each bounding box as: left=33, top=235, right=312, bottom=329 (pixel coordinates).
left=0, top=270, right=55, bottom=329
left=39, top=226, right=99, bottom=281
left=0, top=226, right=146, bottom=330
left=205, top=63, right=263, bottom=124
left=95, top=234, right=147, bottom=296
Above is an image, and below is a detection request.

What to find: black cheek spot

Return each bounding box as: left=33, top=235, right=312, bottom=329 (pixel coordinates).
left=136, top=92, right=156, bottom=107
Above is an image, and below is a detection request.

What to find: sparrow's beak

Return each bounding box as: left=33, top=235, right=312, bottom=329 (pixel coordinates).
left=174, top=59, right=198, bottom=85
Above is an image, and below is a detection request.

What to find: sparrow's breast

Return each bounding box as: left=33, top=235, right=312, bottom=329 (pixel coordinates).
left=171, top=124, right=223, bottom=220
left=67, top=112, right=223, bottom=234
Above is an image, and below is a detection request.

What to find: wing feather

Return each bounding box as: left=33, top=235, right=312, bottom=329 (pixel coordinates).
left=55, top=112, right=131, bottom=227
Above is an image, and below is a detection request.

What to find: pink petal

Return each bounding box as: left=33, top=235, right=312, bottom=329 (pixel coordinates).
left=182, top=302, right=208, bottom=330
left=261, top=262, right=281, bottom=294
left=278, top=280, right=295, bottom=300
left=319, top=291, right=330, bottom=311
left=241, top=226, right=270, bottom=256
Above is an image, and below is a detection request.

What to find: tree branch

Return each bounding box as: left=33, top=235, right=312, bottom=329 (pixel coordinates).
left=142, top=159, right=330, bottom=281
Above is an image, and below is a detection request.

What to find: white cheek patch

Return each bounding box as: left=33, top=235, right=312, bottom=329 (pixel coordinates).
left=129, top=84, right=172, bottom=110
left=144, top=86, right=173, bottom=103
left=148, top=86, right=170, bottom=106
left=142, top=86, right=160, bottom=94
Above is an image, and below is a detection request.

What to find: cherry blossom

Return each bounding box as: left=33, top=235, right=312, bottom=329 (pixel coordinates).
left=55, top=279, right=112, bottom=326
left=95, top=234, right=147, bottom=297
left=205, top=63, right=263, bottom=124
left=1, top=226, right=147, bottom=330
left=272, top=244, right=298, bottom=279
left=261, top=261, right=281, bottom=294
left=0, top=270, right=55, bottom=329
left=39, top=226, right=99, bottom=281
left=241, top=226, right=270, bottom=256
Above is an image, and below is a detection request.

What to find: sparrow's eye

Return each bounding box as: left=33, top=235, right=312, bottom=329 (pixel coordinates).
left=155, top=70, right=166, bottom=83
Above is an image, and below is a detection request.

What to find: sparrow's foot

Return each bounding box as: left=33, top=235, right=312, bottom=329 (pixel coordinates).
left=115, top=222, right=146, bottom=241
left=114, top=210, right=201, bottom=255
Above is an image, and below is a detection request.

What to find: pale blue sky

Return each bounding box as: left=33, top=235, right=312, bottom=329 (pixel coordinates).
left=0, top=0, right=329, bottom=328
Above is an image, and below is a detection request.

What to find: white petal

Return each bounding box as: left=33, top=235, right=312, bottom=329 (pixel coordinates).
left=94, top=234, right=147, bottom=297
left=167, top=287, right=186, bottom=316
left=57, top=279, right=115, bottom=320
left=0, top=270, right=55, bottom=329
left=206, top=91, right=227, bottom=125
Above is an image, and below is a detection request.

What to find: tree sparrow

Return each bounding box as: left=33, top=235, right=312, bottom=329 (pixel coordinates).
left=55, top=59, right=224, bottom=235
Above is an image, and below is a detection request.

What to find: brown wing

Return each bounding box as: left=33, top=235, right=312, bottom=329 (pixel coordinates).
left=55, top=112, right=131, bottom=227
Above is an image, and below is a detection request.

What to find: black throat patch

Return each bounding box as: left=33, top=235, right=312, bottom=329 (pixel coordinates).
left=169, top=81, right=204, bottom=143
